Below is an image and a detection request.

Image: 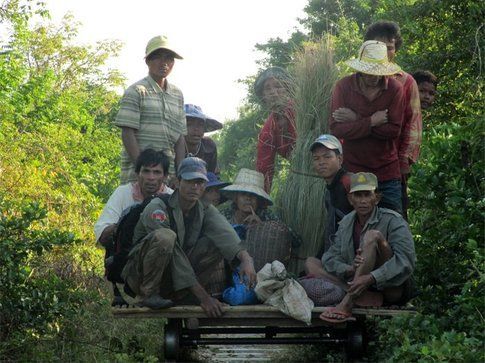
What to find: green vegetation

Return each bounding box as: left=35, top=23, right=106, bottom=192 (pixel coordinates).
left=0, top=0, right=483, bottom=361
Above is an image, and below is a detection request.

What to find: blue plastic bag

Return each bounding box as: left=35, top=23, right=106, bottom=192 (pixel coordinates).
left=222, top=268, right=258, bottom=305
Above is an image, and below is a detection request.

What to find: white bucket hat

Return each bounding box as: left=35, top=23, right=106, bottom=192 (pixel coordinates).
left=221, top=169, right=273, bottom=206
left=346, top=40, right=401, bottom=76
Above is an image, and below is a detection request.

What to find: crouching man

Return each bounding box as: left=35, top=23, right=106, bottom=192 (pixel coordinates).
left=319, top=172, right=416, bottom=323
left=121, top=157, right=256, bottom=316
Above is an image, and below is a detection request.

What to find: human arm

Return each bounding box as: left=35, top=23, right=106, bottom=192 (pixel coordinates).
left=256, top=118, right=277, bottom=192
left=236, top=249, right=257, bottom=287
left=370, top=81, right=405, bottom=140
left=398, top=77, right=422, bottom=174
left=322, top=218, right=354, bottom=282
left=94, top=185, right=131, bottom=246
left=174, top=134, right=186, bottom=172
left=189, top=282, right=226, bottom=317
left=121, top=127, right=140, bottom=163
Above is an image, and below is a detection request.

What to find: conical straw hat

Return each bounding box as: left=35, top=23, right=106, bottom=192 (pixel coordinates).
left=346, top=40, right=401, bottom=76
left=221, top=169, right=273, bottom=205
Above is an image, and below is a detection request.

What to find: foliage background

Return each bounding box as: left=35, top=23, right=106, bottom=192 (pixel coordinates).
left=0, top=0, right=483, bottom=361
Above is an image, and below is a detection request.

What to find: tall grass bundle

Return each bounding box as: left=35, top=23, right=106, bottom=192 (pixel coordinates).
left=275, top=36, right=339, bottom=273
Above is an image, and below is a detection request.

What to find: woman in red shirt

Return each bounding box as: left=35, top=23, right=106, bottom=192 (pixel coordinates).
left=254, top=67, right=296, bottom=193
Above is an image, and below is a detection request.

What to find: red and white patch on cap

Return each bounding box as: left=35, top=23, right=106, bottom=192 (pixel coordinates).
left=151, top=209, right=167, bottom=222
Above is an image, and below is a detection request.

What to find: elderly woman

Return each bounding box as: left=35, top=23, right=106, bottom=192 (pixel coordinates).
left=220, top=169, right=276, bottom=226
left=220, top=169, right=301, bottom=270
left=254, top=67, right=296, bottom=193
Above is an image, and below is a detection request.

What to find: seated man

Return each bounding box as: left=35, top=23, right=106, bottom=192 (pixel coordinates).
left=318, top=172, right=416, bottom=323
left=95, top=148, right=173, bottom=248
left=121, top=157, right=257, bottom=315
left=308, top=134, right=353, bottom=258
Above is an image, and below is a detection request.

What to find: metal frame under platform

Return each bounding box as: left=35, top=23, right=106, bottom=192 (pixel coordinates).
left=113, top=305, right=416, bottom=361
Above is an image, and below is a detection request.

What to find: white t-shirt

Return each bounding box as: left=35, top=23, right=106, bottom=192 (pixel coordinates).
left=94, top=183, right=173, bottom=242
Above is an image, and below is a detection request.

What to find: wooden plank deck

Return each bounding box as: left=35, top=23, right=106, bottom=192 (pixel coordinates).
left=112, top=304, right=417, bottom=320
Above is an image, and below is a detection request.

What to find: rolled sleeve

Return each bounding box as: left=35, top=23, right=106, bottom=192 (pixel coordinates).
left=203, top=205, right=244, bottom=261
left=114, top=86, right=142, bottom=130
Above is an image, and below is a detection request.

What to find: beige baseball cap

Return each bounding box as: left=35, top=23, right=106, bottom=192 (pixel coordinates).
left=145, top=35, right=183, bottom=59
left=349, top=172, right=378, bottom=193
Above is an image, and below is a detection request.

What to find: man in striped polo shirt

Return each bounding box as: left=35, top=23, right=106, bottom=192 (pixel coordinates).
left=115, top=35, right=187, bottom=184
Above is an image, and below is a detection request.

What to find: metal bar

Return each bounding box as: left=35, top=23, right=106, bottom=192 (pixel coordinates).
left=183, top=326, right=336, bottom=335
left=181, top=337, right=346, bottom=346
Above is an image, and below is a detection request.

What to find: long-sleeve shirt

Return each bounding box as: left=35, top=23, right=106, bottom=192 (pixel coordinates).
left=322, top=207, right=416, bottom=290
left=133, top=191, right=243, bottom=291
left=393, top=71, right=422, bottom=174
left=256, top=107, right=297, bottom=192
left=329, top=74, right=405, bottom=181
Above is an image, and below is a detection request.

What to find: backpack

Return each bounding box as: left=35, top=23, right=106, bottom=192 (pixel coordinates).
left=105, top=193, right=173, bottom=283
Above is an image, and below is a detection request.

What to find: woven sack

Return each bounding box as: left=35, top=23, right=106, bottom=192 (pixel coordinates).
left=204, top=259, right=228, bottom=298
left=245, top=221, right=292, bottom=272
left=298, top=276, right=346, bottom=306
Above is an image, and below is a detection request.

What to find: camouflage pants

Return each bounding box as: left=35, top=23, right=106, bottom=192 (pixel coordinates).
left=121, top=229, right=227, bottom=300
left=121, top=228, right=177, bottom=298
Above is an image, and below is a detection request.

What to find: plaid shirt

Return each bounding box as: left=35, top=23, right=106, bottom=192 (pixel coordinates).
left=393, top=71, right=422, bottom=174
left=115, top=76, right=186, bottom=183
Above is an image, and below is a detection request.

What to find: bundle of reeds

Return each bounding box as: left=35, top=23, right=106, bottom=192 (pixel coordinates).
left=275, top=36, right=339, bottom=274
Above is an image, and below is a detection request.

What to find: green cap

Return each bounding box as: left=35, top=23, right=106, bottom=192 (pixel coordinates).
left=145, top=35, right=183, bottom=59
left=349, top=172, right=378, bottom=193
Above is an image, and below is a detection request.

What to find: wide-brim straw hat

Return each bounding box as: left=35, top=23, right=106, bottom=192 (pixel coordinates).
left=221, top=169, right=273, bottom=206
left=346, top=40, right=401, bottom=76
left=145, top=35, right=183, bottom=59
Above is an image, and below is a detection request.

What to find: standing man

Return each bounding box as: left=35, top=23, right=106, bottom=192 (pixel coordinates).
left=412, top=70, right=438, bottom=110
left=319, top=172, right=416, bottom=323
left=122, top=157, right=257, bottom=314
left=364, top=21, right=422, bottom=219
left=329, top=40, right=405, bottom=213
left=308, top=134, right=352, bottom=257
left=115, top=35, right=187, bottom=184
left=184, top=104, right=223, bottom=174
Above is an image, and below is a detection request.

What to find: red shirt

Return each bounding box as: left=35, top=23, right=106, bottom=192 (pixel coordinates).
left=256, top=107, right=296, bottom=192
left=329, top=74, right=405, bottom=182
left=394, top=72, right=422, bottom=174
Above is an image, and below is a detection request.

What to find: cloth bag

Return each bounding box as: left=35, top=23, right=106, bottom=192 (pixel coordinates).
left=222, top=268, right=259, bottom=305
left=297, top=276, right=346, bottom=306
left=254, top=260, right=314, bottom=325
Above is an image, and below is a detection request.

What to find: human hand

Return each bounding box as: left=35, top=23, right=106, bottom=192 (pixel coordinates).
left=353, top=248, right=364, bottom=271
left=370, top=110, right=388, bottom=126
left=200, top=296, right=226, bottom=318
left=243, top=206, right=262, bottom=225
left=332, top=107, right=358, bottom=123
left=347, top=274, right=375, bottom=297
left=239, top=257, right=257, bottom=288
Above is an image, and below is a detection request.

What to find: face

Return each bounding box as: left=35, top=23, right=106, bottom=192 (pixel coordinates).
left=361, top=73, right=382, bottom=88
left=348, top=190, right=380, bottom=219
left=418, top=81, right=437, bottom=109
left=262, top=77, right=288, bottom=111
left=178, top=178, right=206, bottom=204
left=186, top=117, right=205, bottom=145
left=137, top=164, right=165, bottom=197
left=311, top=146, right=342, bottom=182
left=203, top=187, right=221, bottom=206
left=235, top=192, right=259, bottom=214
left=374, top=36, right=396, bottom=62
left=146, top=49, right=175, bottom=80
